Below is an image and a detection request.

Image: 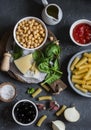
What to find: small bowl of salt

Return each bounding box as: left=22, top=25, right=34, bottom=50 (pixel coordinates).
left=0, top=82, right=16, bottom=102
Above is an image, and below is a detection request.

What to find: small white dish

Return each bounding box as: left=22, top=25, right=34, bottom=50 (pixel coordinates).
left=0, top=82, right=16, bottom=102
left=12, top=99, right=38, bottom=126
left=42, top=2, right=63, bottom=25
left=69, top=19, right=91, bottom=46
left=67, top=50, right=91, bottom=97
left=13, top=16, right=48, bottom=52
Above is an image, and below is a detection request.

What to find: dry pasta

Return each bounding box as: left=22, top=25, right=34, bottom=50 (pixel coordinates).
left=40, top=83, right=50, bottom=92
left=88, top=58, right=91, bottom=63
left=72, top=73, right=85, bottom=79
left=78, top=64, right=91, bottom=70
left=74, top=68, right=88, bottom=75
left=75, top=84, right=87, bottom=93
left=38, top=96, right=52, bottom=101
left=56, top=105, right=67, bottom=116
left=70, top=57, right=80, bottom=71
left=32, top=88, right=42, bottom=98
left=37, top=115, right=47, bottom=127
left=76, top=57, right=87, bottom=68
left=84, top=68, right=91, bottom=80
left=72, top=78, right=85, bottom=85
left=70, top=52, right=91, bottom=93
left=84, top=52, right=91, bottom=58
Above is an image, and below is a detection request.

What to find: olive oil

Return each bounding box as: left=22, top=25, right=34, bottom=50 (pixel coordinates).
left=47, top=5, right=58, bottom=19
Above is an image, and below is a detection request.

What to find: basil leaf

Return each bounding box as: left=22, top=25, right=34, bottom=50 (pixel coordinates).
left=38, top=62, right=50, bottom=73
left=43, top=73, right=61, bottom=85
left=33, top=50, right=44, bottom=63
left=13, top=45, right=23, bottom=60
left=45, top=43, right=61, bottom=58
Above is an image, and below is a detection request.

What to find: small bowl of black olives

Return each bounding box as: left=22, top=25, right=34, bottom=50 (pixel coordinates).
left=12, top=99, right=38, bottom=126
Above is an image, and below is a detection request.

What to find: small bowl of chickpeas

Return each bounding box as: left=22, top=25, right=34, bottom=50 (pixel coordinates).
left=13, top=17, right=48, bottom=51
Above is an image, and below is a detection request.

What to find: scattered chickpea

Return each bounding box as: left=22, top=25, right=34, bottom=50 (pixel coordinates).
left=49, top=36, right=54, bottom=41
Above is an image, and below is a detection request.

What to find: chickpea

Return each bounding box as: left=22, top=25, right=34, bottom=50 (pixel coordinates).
left=36, top=26, right=39, bottom=29
left=34, top=22, right=39, bottom=26
left=23, top=44, right=26, bottom=48
left=30, top=46, right=34, bottom=49
left=21, top=38, right=25, bottom=43
left=28, top=21, right=32, bottom=24
left=35, top=40, right=38, bottom=43
left=31, top=37, right=35, bottom=41
left=42, top=33, right=45, bottom=37
left=33, top=26, right=36, bottom=30
left=31, top=19, right=35, bottom=23
left=38, top=36, right=41, bottom=40
left=34, top=35, right=38, bottom=39
left=40, top=30, right=44, bottom=34
left=29, top=24, right=33, bottom=28
left=28, top=40, right=32, bottom=45
left=30, top=28, right=33, bottom=32
left=34, top=44, right=38, bottom=48
left=25, top=23, right=29, bottom=27
left=16, top=35, right=20, bottom=41
left=27, top=30, right=31, bottom=35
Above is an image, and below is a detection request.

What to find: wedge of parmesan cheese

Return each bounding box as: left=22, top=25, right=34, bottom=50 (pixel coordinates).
left=14, top=54, right=33, bottom=74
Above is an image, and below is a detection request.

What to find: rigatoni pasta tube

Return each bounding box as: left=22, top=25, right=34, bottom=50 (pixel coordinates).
left=37, top=115, right=47, bottom=127
left=72, top=78, right=85, bottom=84
left=74, top=68, right=88, bottom=75
left=72, top=73, right=85, bottom=79
left=76, top=57, right=87, bottom=68
left=32, top=88, right=42, bottom=98
left=86, top=80, right=91, bottom=85
left=75, top=84, right=87, bottom=93
left=82, top=85, right=91, bottom=90
left=40, top=83, right=50, bottom=92
left=84, top=68, right=91, bottom=80
left=78, top=64, right=91, bottom=70
left=84, top=53, right=91, bottom=58
left=88, top=58, right=91, bottom=63
left=70, top=57, right=80, bottom=71
left=56, top=105, right=67, bottom=116
left=38, top=96, right=52, bottom=101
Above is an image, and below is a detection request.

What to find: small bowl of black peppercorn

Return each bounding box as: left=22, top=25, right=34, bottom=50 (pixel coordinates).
left=12, top=99, right=38, bottom=126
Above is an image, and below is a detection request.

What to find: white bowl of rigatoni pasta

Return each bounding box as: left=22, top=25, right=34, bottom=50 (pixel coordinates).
left=67, top=50, right=91, bottom=97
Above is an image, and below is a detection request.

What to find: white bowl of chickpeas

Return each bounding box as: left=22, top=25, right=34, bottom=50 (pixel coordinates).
left=13, top=17, right=48, bottom=51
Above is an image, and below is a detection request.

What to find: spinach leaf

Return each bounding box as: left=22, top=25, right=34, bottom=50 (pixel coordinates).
left=53, top=59, right=59, bottom=70
left=43, top=72, right=61, bottom=85
left=13, top=45, right=23, bottom=60
left=32, top=41, right=63, bottom=85
left=32, top=50, right=44, bottom=63
left=38, top=61, right=50, bottom=73
left=45, top=43, right=61, bottom=59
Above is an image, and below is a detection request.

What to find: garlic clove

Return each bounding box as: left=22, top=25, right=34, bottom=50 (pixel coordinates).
left=64, top=107, right=80, bottom=122
left=52, top=120, right=65, bottom=130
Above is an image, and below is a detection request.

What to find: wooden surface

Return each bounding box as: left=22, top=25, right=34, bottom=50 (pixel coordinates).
left=0, top=30, right=57, bottom=83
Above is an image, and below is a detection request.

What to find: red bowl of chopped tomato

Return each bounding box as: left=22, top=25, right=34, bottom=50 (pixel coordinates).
left=70, top=19, right=91, bottom=46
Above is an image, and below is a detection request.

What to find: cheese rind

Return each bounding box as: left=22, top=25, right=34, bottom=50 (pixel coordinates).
left=14, top=54, right=33, bottom=74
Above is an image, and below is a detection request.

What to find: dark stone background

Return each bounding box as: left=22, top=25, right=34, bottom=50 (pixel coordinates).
left=0, top=0, right=91, bottom=130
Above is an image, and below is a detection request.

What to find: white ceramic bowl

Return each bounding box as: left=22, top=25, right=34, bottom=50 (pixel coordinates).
left=67, top=50, right=91, bottom=98
left=13, top=17, right=48, bottom=52
left=12, top=99, right=38, bottom=126
left=69, top=19, right=91, bottom=46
